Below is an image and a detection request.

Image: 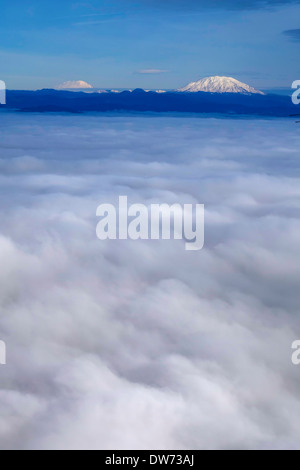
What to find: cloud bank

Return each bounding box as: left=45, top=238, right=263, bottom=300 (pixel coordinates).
left=0, top=112, right=300, bottom=449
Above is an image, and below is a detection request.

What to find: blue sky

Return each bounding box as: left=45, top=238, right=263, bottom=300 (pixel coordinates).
left=1, top=0, right=300, bottom=90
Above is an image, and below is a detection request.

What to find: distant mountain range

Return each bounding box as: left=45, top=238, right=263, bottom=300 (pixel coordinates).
left=0, top=76, right=296, bottom=117
left=55, top=76, right=266, bottom=95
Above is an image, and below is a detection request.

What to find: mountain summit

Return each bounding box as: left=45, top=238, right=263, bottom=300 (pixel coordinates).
left=178, top=76, right=265, bottom=95
left=57, top=80, right=93, bottom=90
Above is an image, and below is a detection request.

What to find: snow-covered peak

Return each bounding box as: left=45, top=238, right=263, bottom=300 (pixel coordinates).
left=57, top=80, right=93, bottom=90
left=178, top=76, right=265, bottom=95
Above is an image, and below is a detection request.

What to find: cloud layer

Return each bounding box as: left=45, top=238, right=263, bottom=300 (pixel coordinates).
left=0, top=112, right=300, bottom=449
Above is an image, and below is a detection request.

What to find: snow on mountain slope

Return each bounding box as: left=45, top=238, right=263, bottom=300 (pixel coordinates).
left=57, top=81, right=93, bottom=90
left=178, top=76, right=265, bottom=95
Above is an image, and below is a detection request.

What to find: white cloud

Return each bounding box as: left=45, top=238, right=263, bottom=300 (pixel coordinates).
left=137, top=69, right=169, bottom=74
left=0, top=113, right=300, bottom=449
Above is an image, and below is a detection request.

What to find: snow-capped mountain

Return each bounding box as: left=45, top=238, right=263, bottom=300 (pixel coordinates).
left=178, top=76, right=265, bottom=95
left=57, top=80, right=93, bottom=90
